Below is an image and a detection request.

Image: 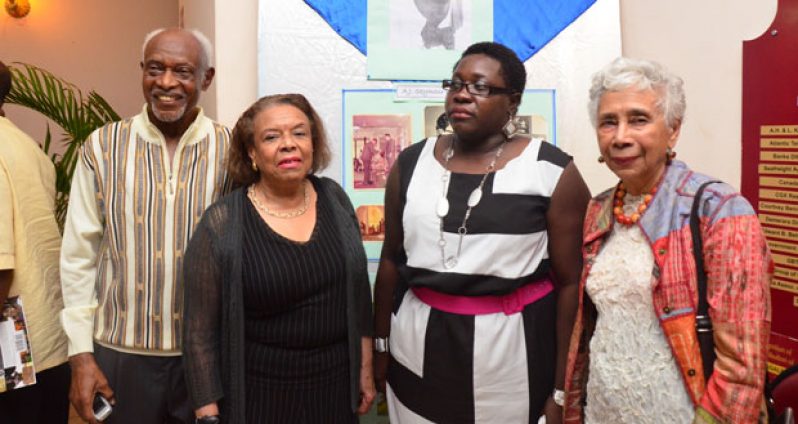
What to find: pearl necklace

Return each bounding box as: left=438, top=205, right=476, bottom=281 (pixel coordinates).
left=436, top=138, right=507, bottom=269
left=613, top=182, right=655, bottom=226
left=247, top=180, right=310, bottom=219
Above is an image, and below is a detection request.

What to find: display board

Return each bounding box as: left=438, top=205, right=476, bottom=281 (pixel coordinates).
left=259, top=0, right=621, bottom=185
left=741, top=0, right=798, bottom=376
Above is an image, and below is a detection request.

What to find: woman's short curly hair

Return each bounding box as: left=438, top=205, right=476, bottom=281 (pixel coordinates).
left=588, top=57, right=686, bottom=130
left=228, top=93, right=331, bottom=187
left=455, top=42, right=527, bottom=94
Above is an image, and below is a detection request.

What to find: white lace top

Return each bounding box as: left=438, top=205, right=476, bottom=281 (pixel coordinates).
left=584, top=194, right=694, bottom=424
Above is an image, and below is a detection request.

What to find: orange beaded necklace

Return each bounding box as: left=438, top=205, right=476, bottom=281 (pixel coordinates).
left=613, top=182, right=656, bottom=226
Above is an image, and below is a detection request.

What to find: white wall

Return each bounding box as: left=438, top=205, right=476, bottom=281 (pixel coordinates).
left=182, top=0, right=258, bottom=128
left=0, top=0, right=178, bottom=146
left=181, top=0, right=218, bottom=119
left=524, top=0, right=622, bottom=194
left=213, top=0, right=258, bottom=127
left=619, top=0, right=777, bottom=190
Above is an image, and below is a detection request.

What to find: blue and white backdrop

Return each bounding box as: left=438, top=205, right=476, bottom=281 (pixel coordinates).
left=258, top=0, right=620, bottom=187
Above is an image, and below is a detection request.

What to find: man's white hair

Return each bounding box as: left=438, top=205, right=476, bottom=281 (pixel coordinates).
left=141, top=28, right=214, bottom=74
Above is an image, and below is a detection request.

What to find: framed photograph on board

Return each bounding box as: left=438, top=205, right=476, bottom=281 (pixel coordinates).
left=352, top=115, right=412, bottom=190
left=367, top=0, right=493, bottom=80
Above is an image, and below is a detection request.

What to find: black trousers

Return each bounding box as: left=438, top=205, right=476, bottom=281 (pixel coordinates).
left=0, top=362, right=70, bottom=424
left=94, top=344, right=193, bottom=424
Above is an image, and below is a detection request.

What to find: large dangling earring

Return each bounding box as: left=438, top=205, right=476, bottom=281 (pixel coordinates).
left=597, top=155, right=606, bottom=163
left=251, top=160, right=258, bottom=172
left=502, top=115, right=519, bottom=139
left=666, top=147, right=676, bottom=164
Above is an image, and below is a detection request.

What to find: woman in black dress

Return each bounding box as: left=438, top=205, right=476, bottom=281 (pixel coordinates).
left=183, top=94, right=375, bottom=423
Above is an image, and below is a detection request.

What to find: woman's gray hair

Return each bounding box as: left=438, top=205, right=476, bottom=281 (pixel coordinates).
left=588, top=57, right=686, bottom=129
left=142, top=28, right=214, bottom=76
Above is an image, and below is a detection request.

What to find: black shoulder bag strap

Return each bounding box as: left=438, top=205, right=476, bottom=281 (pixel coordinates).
left=691, top=180, right=721, bottom=382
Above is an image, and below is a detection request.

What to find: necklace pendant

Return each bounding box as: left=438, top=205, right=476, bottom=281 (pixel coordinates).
left=467, top=187, right=483, bottom=208
left=443, top=256, right=458, bottom=269
left=436, top=197, right=450, bottom=218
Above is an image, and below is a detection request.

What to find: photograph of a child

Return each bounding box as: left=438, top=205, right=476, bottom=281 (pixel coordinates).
left=424, top=105, right=453, bottom=138
left=517, top=114, right=549, bottom=140
left=390, top=0, right=471, bottom=51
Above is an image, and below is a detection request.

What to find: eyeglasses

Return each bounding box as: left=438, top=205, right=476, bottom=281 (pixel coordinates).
left=442, top=79, right=516, bottom=97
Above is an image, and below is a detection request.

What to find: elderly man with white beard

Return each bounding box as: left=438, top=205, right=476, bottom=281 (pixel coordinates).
left=60, top=28, right=231, bottom=424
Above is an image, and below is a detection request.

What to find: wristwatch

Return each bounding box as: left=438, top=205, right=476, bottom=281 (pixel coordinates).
left=375, top=337, right=389, bottom=353
left=196, top=415, right=221, bottom=424
left=552, top=388, right=565, bottom=407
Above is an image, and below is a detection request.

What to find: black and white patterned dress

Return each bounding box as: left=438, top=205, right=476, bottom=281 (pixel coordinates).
left=387, top=137, right=571, bottom=423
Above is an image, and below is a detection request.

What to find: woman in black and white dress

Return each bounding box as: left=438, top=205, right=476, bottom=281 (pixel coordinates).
left=373, top=42, right=590, bottom=423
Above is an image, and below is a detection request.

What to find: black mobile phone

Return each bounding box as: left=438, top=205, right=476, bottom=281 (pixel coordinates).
left=93, top=393, right=113, bottom=421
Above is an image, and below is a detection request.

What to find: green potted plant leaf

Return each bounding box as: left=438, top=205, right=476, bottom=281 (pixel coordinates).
left=5, top=63, right=120, bottom=230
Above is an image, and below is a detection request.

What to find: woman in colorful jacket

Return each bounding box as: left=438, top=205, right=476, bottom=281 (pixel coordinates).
left=563, top=57, right=772, bottom=423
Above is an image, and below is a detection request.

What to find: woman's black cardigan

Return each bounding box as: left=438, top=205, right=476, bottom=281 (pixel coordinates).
left=182, top=176, right=374, bottom=422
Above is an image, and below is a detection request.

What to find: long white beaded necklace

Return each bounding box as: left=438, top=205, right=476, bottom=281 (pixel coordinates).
left=436, top=137, right=507, bottom=269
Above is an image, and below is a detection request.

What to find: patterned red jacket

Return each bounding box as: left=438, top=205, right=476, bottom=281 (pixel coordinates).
left=564, top=161, right=772, bottom=423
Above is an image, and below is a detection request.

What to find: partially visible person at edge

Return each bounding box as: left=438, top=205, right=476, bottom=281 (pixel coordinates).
left=182, top=94, right=375, bottom=423
left=60, top=28, right=231, bottom=424
left=0, top=61, right=70, bottom=423
left=563, top=57, right=772, bottom=423
left=373, top=41, right=590, bottom=423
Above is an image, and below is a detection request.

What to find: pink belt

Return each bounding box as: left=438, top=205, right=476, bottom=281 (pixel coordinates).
left=411, top=278, right=554, bottom=316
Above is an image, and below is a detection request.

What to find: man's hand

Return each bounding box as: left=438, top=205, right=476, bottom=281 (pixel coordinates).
left=69, top=353, right=114, bottom=423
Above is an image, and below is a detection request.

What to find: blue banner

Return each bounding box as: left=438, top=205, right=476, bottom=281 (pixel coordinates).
left=304, top=0, right=597, bottom=61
